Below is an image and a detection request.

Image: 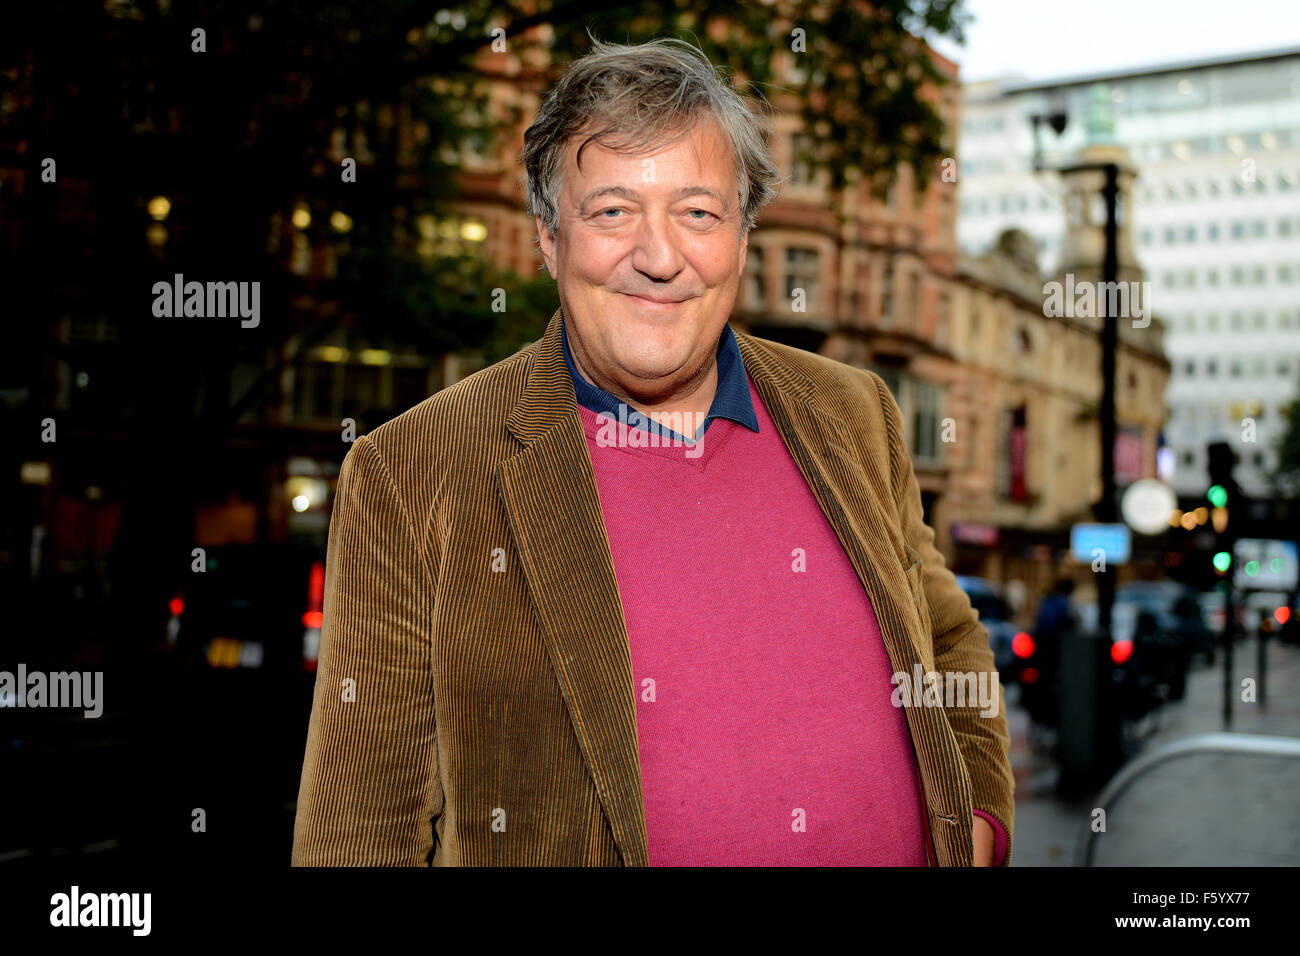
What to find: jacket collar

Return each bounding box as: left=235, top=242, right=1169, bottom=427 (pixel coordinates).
left=559, top=309, right=759, bottom=439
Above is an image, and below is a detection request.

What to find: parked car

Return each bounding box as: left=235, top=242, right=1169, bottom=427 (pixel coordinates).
left=955, top=575, right=1023, bottom=680
left=1076, top=595, right=1189, bottom=702
left=1014, top=585, right=1191, bottom=729
left=1115, top=581, right=1216, bottom=666
left=163, top=542, right=326, bottom=679
left=1238, top=590, right=1298, bottom=639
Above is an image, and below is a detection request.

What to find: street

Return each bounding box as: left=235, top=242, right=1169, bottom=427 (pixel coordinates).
left=1010, top=637, right=1300, bottom=865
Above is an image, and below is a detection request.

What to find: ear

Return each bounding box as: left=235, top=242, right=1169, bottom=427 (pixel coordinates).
left=535, top=214, right=557, bottom=280
left=737, top=228, right=749, bottom=275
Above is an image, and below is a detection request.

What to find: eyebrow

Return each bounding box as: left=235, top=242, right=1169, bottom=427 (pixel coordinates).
left=578, top=185, right=729, bottom=209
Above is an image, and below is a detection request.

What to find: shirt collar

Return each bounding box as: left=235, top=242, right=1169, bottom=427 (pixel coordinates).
left=560, top=310, right=760, bottom=441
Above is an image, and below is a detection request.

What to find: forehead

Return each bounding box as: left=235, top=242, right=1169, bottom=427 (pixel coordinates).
left=561, top=116, right=736, bottom=195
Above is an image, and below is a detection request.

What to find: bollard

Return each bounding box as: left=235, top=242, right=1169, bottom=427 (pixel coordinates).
left=1058, top=628, right=1125, bottom=796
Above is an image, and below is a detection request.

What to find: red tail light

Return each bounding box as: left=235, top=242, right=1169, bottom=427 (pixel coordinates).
left=168, top=595, right=184, bottom=617
left=1012, top=631, right=1035, bottom=659
left=1111, top=639, right=1134, bottom=665
left=308, top=561, right=325, bottom=609
left=1020, top=667, right=1039, bottom=684
left=303, top=560, right=325, bottom=671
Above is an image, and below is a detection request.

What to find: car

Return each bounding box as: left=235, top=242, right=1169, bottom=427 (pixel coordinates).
left=162, top=542, right=326, bottom=679
left=1117, top=581, right=1216, bottom=666
left=1238, top=590, right=1299, bottom=640
left=1076, top=596, right=1189, bottom=702
left=954, top=575, right=1023, bottom=680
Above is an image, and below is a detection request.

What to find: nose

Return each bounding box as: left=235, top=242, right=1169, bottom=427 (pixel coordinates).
left=629, top=207, right=685, bottom=283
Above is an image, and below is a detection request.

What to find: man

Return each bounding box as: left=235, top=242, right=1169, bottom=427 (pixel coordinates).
left=292, top=37, right=1013, bottom=866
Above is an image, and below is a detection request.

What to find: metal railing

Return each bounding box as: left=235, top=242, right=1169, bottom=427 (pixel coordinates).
left=1076, top=732, right=1300, bottom=866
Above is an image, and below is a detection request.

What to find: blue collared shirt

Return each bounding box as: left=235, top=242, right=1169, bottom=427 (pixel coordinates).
left=561, top=312, right=760, bottom=442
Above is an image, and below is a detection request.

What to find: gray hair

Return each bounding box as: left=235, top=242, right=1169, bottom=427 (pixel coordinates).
left=522, top=36, right=783, bottom=240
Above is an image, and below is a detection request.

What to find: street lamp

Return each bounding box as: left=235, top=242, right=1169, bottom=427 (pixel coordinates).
left=1029, top=93, right=1123, bottom=637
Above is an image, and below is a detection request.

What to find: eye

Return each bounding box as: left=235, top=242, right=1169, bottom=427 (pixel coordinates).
left=599, top=207, right=625, bottom=218
left=686, top=208, right=715, bottom=220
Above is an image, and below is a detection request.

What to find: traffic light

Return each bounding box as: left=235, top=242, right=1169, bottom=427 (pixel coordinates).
left=1206, top=441, right=1244, bottom=577
left=1206, top=442, right=1241, bottom=531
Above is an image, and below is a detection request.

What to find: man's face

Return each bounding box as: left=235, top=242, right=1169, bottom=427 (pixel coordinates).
left=536, top=115, right=747, bottom=404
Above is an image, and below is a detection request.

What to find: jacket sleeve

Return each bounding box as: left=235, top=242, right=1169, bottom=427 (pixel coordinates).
left=292, top=434, right=441, bottom=866
left=874, top=376, right=1016, bottom=866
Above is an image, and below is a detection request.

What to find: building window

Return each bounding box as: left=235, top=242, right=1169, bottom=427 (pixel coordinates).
left=784, top=247, right=819, bottom=313
left=912, top=380, right=943, bottom=465
left=873, top=365, right=901, bottom=401
left=880, top=257, right=895, bottom=326
left=790, top=133, right=814, bottom=186
left=1208, top=222, right=1220, bottom=241
left=997, top=405, right=1029, bottom=502
left=936, top=292, right=950, bottom=343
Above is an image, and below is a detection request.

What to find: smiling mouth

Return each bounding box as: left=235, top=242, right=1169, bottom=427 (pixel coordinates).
left=622, top=293, right=689, bottom=309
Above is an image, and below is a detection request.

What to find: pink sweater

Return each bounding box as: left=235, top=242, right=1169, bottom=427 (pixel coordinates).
left=575, top=375, right=931, bottom=865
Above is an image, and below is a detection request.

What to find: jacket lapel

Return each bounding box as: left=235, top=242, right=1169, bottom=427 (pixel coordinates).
left=497, top=307, right=648, bottom=867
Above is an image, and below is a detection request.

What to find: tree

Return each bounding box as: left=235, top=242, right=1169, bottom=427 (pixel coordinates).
left=1272, top=388, right=1300, bottom=500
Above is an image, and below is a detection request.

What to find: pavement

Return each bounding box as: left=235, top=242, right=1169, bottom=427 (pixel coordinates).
left=1008, top=636, right=1300, bottom=866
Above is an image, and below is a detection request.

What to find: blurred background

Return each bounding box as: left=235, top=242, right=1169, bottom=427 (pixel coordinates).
left=1, top=0, right=1298, bottom=868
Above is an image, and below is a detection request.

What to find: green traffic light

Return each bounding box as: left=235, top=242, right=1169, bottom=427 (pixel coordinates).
left=1245, top=560, right=1260, bottom=577
left=1213, top=551, right=1232, bottom=573
left=1208, top=484, right=1228, bottom=508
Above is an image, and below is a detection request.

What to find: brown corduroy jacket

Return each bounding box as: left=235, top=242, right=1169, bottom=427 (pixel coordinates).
left=291, top=306, right=1015, bottom=867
